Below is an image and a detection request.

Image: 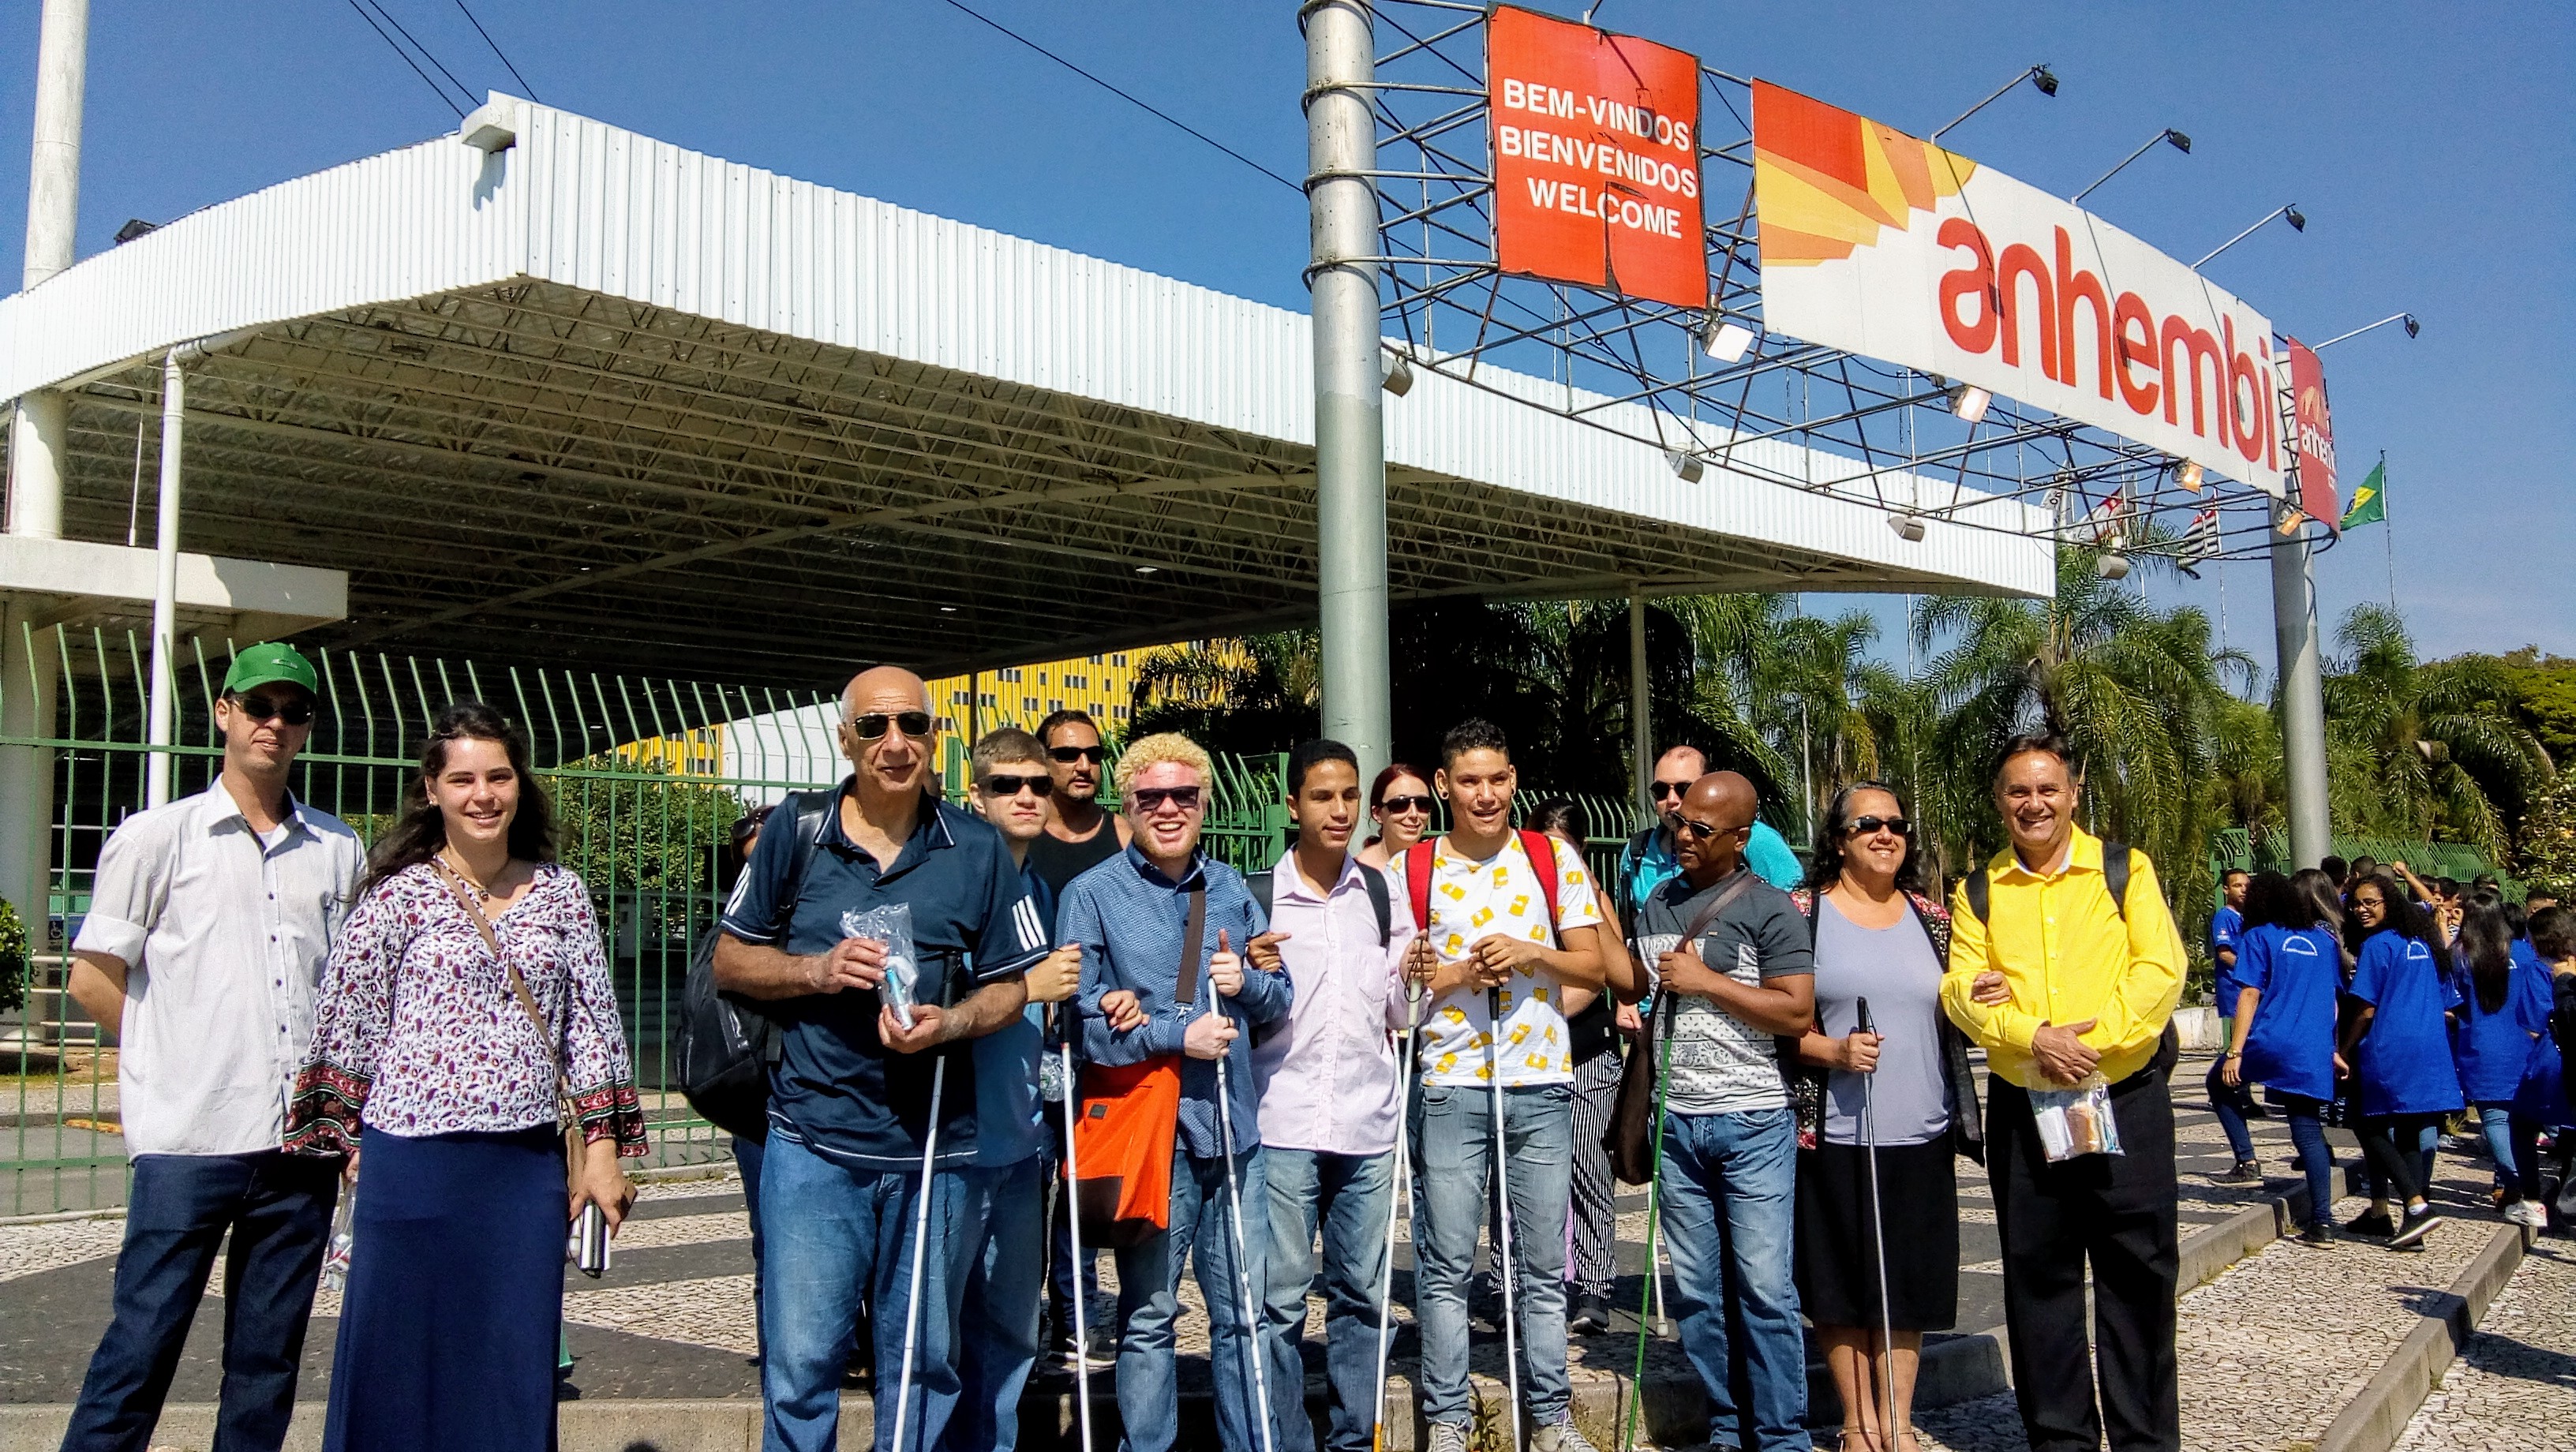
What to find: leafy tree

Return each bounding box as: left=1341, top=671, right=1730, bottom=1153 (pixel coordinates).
left=2321, top=605, right=2552, bottom=858
left=2521, top=769, right=2576, bottom=896
left=1129, top=630, right=1320, bottom=758
left=549, top=758, right=749, bottom=941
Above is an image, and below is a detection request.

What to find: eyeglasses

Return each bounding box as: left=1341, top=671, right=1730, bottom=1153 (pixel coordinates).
left=234, top=694, right=316, bottom=727
left=1847, top=815, right=1911, bottom=837
left=1649, top=780, right=1692, bottom=800
left=1377, top=794, right=1436, bottom=815
left=982, top=773, right=1054, bottom=798
left=847, top=711, right=933, bottom=741
left=1129, top=785, right=1203, bottom=813
left=1672, top=817, right=1745, bottom=843
left=1048, top=744, right=1107, bottom=764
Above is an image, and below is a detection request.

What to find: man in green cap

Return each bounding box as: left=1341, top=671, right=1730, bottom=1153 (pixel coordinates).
left=62, top=642, right=369, bottom=1452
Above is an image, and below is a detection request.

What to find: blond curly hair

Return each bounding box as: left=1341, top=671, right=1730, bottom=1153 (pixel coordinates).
left=1113, top=732, right=1213, bottom=795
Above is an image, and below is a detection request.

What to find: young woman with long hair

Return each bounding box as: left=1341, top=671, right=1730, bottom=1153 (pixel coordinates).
left=2336, top=873, right=2460, bottom=1248
left=1354, top=762, right=1434, bottom=873
left=2448, top=893, right=2552, bottom=1225
left=286, top=702, right=645, bottom=1450
left=2223, top=868, right=2349, bottom=1241
left=1789, top=782, right=1981, bottom=1452
left=2205, top=872, right=2291, bottom=1182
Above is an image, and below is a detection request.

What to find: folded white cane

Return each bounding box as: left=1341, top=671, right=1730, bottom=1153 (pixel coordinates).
left=1370, top=975, right=1427, bottom=1452
left=1211, top=942, right=1279, bottom=1452
left=1857, top=996, right=1896, bottom=1449
left=1054, top=1005, right=1097, bottom=1452
left=1487, top=984, right=1524, bottom=1452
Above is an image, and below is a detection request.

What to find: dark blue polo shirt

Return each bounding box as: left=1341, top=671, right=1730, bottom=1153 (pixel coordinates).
left=721, top=782, right=1045, bottom=1171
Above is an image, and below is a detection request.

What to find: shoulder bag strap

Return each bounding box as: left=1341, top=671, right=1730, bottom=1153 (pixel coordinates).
left=1174, top=887, right=1208, bottom=1008
left=432, top=858, right=567, bottom=1091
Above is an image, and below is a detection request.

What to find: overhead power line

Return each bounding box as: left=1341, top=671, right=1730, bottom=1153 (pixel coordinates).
left=358, top=0, right=479, bottom=110
left=938, top=0, right=1302, bottom=194
left=455, top=0, right=541, bottom=103
left=343, top=0, right=466, bottom=118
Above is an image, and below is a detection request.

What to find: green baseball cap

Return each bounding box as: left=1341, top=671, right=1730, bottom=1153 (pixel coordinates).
left=222, top=642, right=320, bottom=696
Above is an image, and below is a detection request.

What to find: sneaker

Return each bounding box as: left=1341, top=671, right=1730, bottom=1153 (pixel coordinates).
left=2218, top=1159, right=2262, bottom=1184
left=2506, top=1200, right=2544, bottom=1229
left=1531, top=1418, right=1602, bottom=1452
left=2388, top=1207, right=2446, bottom=1250
left=1048, top=1316, right=1116, bottom=1372
left=1428, top=1423, right=1473, bottom=1452
left=2344, top=1207, right=2398, bottom=1237
left=1567, top=1291, right=1612, bottom=1336
left=2299, top=1220, right=2333, bottom=1246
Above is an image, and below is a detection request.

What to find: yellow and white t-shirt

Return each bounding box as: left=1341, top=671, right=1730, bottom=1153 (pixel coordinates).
left=1413, top=834, right=1603, bottom=1088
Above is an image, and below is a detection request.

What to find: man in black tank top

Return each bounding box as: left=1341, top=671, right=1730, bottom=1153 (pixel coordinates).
left=1028, top=710, right=1133, bottom=897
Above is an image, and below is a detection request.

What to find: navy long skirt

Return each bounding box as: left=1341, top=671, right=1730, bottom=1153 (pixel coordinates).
left=324, top=1126, right=567, bottom=1452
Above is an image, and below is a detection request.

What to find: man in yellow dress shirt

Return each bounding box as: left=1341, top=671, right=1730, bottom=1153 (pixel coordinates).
left=1941, top=734, right=2185, bottom=1452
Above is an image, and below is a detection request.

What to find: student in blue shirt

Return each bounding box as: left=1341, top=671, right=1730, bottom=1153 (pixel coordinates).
left=2337, top=874, right=2462, bottom=1250
left=2203, top=870, right=2263, bottom=1180
left=2222, top=869, right=2350, bottom=1242
left=2447, top=895, right=2552, bottom=1227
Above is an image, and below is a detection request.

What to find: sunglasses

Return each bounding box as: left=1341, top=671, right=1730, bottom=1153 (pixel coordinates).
left=1129, top=785, right=1203, bottom=813
left=1048, top=745, right=1107, bottom=765
left=1649, top=780, right=1693, bottom=800
left=981, top=773, right=1054, bottom=798
left=233, top=693, right=316, bottom=727
left=1673, top=817, right=1745, bottom=843
left=847, top=711, right=934, bottom=741
left=1377, top=794, right=1436, bottom=815
left=1847, top=815, right=1911, bottom=837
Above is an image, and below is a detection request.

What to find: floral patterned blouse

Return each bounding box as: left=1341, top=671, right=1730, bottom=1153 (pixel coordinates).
left=285, top=861, right=647, bottom=1158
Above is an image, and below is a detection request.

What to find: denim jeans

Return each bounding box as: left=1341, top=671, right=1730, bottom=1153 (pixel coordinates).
left=2203, top=1057, right=2256, bottom=1163
left=62, top=1151, right=339, bottom=1452
left=1261, top=1147, right=1394, bottom=1452
left=733, top=1135, right=767, bottom=1363
left=957, top=1154, right=1046, bottom=1452
left=756, top=1131, right=993, bottom=1452
left=1657, top=1107, right=1808, bottom=1452
left=1410, top=1081, right=1572, bottom=1429
left=1113, top=1143, right=1270, bottom=1452
left=2475, top=1103, right=2541, bottom=1201
left=2284, top=1103, right=2334, bottom=1228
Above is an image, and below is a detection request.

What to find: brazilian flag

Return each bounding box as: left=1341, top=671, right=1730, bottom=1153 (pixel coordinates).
left=2339, top=461, right=2386, bottom=530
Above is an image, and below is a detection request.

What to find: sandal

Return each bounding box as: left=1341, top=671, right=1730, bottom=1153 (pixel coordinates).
left=1891, top=1430, right=1926, bottom=1452
left=1839, top=1428, right=1881, bottom=1452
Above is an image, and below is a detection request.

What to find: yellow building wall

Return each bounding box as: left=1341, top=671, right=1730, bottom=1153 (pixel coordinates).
left=927, top=639, right=1252, bottom=742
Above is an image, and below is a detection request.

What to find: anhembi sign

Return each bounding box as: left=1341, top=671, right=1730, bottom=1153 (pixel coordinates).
left=1488, top=5, right=1706, bottom=309
left=2282, top=337, right=2340, bottom=529
left=1752, top=80, right=2287, bottom=499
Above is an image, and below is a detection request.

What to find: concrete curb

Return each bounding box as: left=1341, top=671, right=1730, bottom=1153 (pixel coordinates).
left=2313, top=1220, right=2531, bottom=1452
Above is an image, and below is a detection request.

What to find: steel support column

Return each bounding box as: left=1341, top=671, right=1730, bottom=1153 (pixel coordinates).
left=1304, top=0, right=1391, bottom=780
left=146, top=351, right=185, bottom=808
left=1630, top=588, right=1651, bottom=820
left=2270, top=506, right=2331, bottom=868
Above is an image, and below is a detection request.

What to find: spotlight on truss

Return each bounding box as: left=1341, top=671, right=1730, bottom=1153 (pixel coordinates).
left=2175, top=459, right=2203, bottom=492
left=1699, top=313, right=1756, bottom=363
left=1383, top=351, right=1414, bottom=396
left=1949, top=384, right=1992, bottom=425
left=1888, top=512, right=1926, bottom=542
left=1667, top=451, right=1705, bottom=484
left=2095, top=552, right=2132, bottom=581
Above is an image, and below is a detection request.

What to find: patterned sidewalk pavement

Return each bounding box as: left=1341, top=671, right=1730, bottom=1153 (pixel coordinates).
left=2388, top=1236, right=2576, bottom=1452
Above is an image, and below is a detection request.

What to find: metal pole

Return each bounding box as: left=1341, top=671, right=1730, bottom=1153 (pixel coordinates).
left=1305, top=0, right=1391, bottom=784
left=7, top=0, right=88, bottom=540
left=2269, top=504, right=2331, bottom=867
left=147, top=351, right=184, bottom=808
left=1629, top=588, right=1651, bottom=821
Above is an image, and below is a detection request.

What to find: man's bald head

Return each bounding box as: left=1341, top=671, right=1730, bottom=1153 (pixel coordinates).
left=839, top=665, right=934, bottom=802
left=844, top=664, right=929, bottom=717
left=1686, top=771, right=1758, bottom=830
left=1672, top=770, right=1758, bottom=883
left=1655, top=745, right=1707, bottom=778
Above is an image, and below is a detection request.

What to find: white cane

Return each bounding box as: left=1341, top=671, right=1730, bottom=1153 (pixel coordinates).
left=1856, top=996, right=1896, bottom=1449
left=1055, top=1010, right=1097, bottom=1452
left=1486, top=984, right=1525, bottom=1452
left=1211, top=978, right=1280, bottom=1452
left=1371, top=975, right=1427, bottom=1452
left=888, top=1052, right=946, bottom=1452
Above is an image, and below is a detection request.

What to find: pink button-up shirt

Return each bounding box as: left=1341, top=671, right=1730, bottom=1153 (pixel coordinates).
left=1251, top=849, right=1419, bottom=1156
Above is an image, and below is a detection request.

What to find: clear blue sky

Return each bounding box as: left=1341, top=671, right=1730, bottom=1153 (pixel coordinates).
left=0, top=2, right=2564, bottom=675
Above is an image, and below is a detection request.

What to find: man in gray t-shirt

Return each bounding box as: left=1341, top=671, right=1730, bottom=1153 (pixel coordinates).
left=1625, top=773, right=1816, bottom=1452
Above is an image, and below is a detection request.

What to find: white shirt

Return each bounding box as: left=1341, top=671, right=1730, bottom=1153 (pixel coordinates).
left=74, top=780, right=366, bottom=1156
left=1413, top=834, right=1602, bottom=1088
left=1250, top=848, right=1419, bottom=1155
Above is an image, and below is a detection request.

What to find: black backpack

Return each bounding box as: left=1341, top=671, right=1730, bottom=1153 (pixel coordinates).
left=676, top=789, right=834, bottom=1142
left=1958, top=840, right=2181, bottom=1074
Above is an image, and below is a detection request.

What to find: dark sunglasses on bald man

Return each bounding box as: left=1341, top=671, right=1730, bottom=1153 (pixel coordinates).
left=848, top=711, right=934, bottom=741
left=1649, top=779, right=1694, bottom=801
left=982, top=773, right=1054, bottom=798
left=232, top=693, right=316, bottom=727
left=1847, top=814, right=1911, bottom=837
left=1129, top=785, right=1202, bottom=813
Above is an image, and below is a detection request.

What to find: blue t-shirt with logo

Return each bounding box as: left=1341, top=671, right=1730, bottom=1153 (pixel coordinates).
left=2451, top=941, right=2550, bottom=1105
left=2348, top=929, right=2466, bottom=1117
left=2211, top=906, right=2247, bottom=1014
left=2239, top=926, right=2341, bottom=1102
left=972, top=870, right=1057, bottom=1169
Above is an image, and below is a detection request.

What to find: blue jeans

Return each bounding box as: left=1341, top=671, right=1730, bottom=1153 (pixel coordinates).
left=1410, top=1081, right=1573, bottom=1428
left=734, top=1135, right=768, bottom=1363
left=957, top=1154, right=1046, bottom=1452
left=1261, top=1147, right=1394, bottom=1452
left=2476, top=1103, right=2541, bottom=1201
left=1113, top=1143, right=1270, bottom=1452
left=2204, top=1057, right=2256, bottom=1163
left=756, top=1131, right=993, bottom=1452
left=63, top=1151, right=338, bottom=1452
left=1658, top=1107, right=1808, bottom=1452
left=2284, top=1102, right=2334, bottom=1228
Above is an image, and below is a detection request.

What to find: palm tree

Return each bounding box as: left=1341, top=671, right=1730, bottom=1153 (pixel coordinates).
left=1128, top=629, right=1320, bottom=756
left=2322, top=604, right=2551, bottom=856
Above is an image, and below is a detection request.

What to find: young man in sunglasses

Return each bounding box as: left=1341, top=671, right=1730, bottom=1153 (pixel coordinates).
left=1616, top=747, right=1802, bottom=934
left=1027, top=709, right=1132, bottom=899
left=715, top=667, right=1046, bottom=1452
left=60, top=643, right=368, bottom=1452
left=1061, top=732, right=1290, bottom=1452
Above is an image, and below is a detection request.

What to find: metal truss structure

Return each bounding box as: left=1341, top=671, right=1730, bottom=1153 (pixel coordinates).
left=1354, top=0, right=2323, bottom=575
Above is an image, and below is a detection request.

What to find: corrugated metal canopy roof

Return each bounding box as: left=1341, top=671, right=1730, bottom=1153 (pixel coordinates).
left=0, top=95, right=2048, bottom=686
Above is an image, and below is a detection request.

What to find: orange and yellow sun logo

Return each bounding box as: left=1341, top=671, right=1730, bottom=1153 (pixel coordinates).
left=1752, top=79, right=1975, bottom=268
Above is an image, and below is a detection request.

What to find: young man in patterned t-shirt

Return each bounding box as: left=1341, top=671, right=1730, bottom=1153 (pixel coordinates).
left=1402, top=719, right=1608, bottom=1452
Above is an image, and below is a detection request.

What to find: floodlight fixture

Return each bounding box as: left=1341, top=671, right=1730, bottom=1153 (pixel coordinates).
left=1667, top=450, right=1706, bottom=484
left=2073, top=127, right=2194, bottom=204
left=2095, top=552, right=2131, bottom=581
left=1699, top=312, right=1756, bottom=363
left=1949, top=384, right=1992, bottom=425
left=1932, top=63, right=2058, bottom=141
left=2195, top=204, right=2307, bottom=268
left=1133, top=564, right=1159, bottom=574
left=1383, top=350, right=1415, bottom=396
left=1889, top=512, right=1926, bottom=542
left=2312, top=312, right=2421, bottom=350
left=2175, top=459, right=2204, bottom=492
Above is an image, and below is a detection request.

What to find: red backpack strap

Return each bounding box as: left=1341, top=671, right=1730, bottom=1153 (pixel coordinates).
left=1404, top=840, right=1437, bottom=945
left=1517, top=829, right=1563, bottom=940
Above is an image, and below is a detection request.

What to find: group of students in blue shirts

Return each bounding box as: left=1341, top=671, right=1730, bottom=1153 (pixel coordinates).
left=2211, top=866, right=2574, bottom=1248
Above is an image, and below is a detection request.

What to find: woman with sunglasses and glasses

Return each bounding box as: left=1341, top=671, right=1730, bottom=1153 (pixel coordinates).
left=1356, top=763, right=1436, bottom=874
left=1788, top=783, right=1980, bottom=1452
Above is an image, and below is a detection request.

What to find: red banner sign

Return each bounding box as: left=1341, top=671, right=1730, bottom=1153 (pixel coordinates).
left=1488, top=6, right=1706, bottom=309
left=2283, top=337, right=2339, bottom=529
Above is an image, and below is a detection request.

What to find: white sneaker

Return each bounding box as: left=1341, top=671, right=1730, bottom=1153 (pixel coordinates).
left=1427, top=1424, right=1472, bottom=1452
left=1532, top=1418, right=1604, bottom=1452
left=2507, top=1200, right=2544, bottom=1229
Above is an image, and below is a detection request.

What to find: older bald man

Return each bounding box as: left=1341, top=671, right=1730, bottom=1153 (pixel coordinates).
left=1622, top=772, right=1818, bottom=1452
left=716, top=666, right=1045, bottom=1452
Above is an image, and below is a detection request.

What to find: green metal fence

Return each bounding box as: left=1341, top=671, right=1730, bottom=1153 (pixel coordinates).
left=0, top=628, right=1653, bottom=1216
left=2207, top=827, right=2518, bottom=896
